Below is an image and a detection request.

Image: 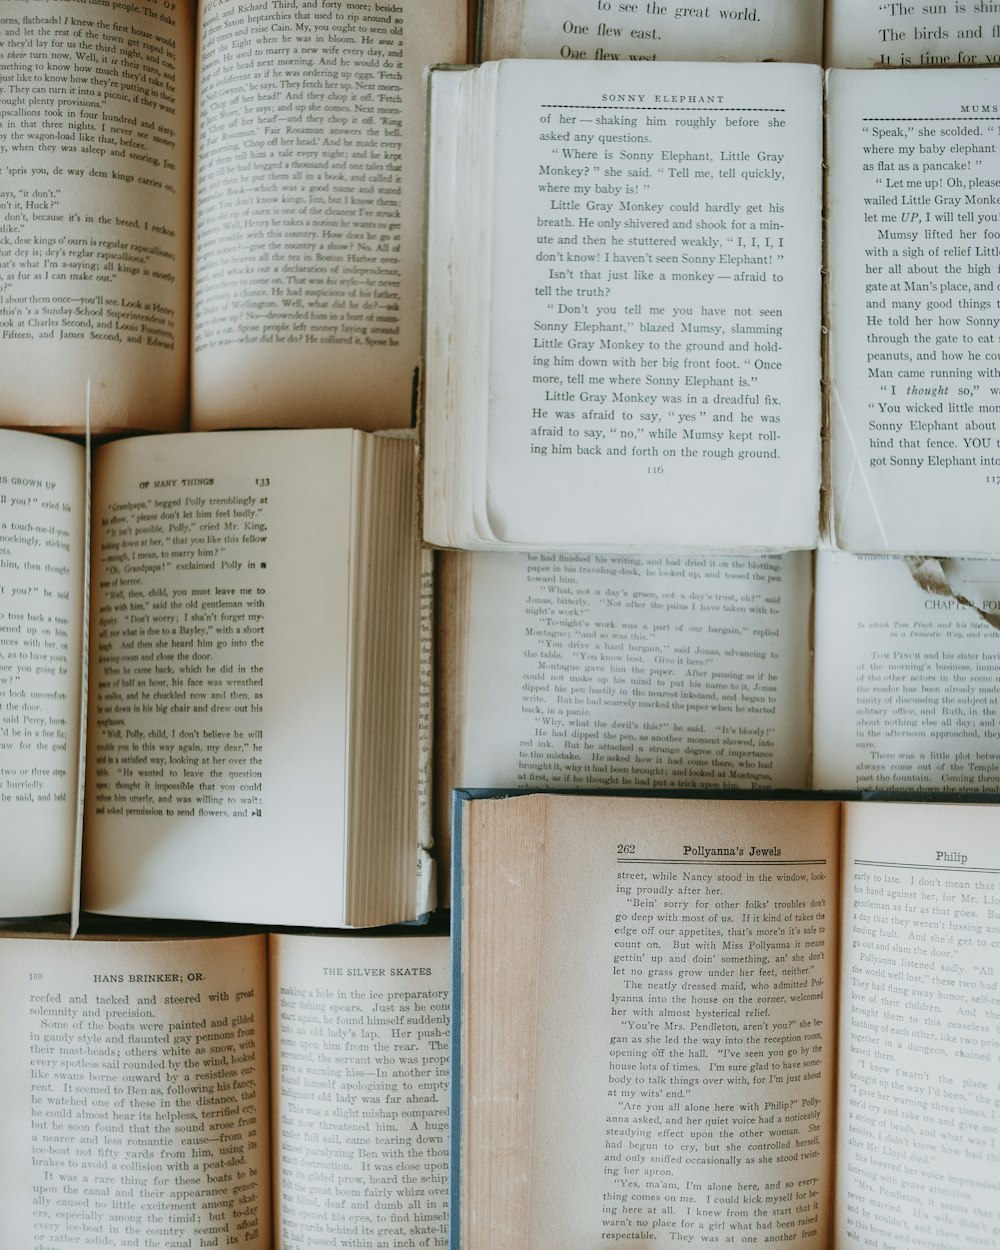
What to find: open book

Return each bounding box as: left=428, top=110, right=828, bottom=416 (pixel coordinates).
left=423, top=60, right=1000, bottom=555
left=454, top=792, right=1000, bottom=1250
left=0, top=929, right=449, bottom=1249
left=478, top=0, right=1000, bottom=68
left=0, top=0, right=465, bottom=434
left=434, top=547, right=1000, bottom=897
left=0, top=426, right=427, bottom=929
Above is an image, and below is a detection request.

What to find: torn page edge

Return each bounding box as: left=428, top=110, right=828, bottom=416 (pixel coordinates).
left=906, top=555, right=1000, bottom=632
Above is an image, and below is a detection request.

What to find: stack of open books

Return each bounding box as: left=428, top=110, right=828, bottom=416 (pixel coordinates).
left=2, top=0, right=1000, bottom=1245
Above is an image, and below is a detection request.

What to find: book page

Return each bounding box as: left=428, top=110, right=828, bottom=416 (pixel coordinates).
left=446, top=549, right=813, bottom=801
left=460, top=794, right=840, bottom=1250
left=827, top=0, right=1000, bottom=68
left=813, top=552, right=1000, bottom=791
left=483, top=60, right=822, bottom=550
left=481, top=0, right=822, bottom=63
left=0, top=0, right=193, bottom=433
left=269, top=932, right=449, bottom=1250
left=837, top=802, right=1000, bottom=1249
left=0, top=431, right=85, bottom=918
left=190, top=0, right=465, bottom=431
left=0, top=932, right=270, bottom=1248
left=828, top=67, right=1000, bottom=553
left=83, top=430, right=358, bottom=927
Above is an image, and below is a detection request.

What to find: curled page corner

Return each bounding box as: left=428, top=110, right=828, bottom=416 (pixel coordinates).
left=905, top=556, right=1000, bottom=632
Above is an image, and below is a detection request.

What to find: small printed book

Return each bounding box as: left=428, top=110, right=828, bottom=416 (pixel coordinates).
left=0, top=427, right=427, bottom=929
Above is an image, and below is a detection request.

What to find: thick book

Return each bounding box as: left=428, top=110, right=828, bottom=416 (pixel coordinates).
left=0, top=0, right=465, bottom=434
left=0, top=427, right=427, bottom=929
left=453, top=791, right=1000, bottom=1250
left=423, top=60, right=1000, bottom=555
left=0, top=928, right=449, bottom=1249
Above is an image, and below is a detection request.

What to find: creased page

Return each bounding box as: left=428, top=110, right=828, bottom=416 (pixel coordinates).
left=484, top=60, right=822, bottom=550
left=482, top=0, right=822, bottom=63
left=270, top=932, right=450, bottom=1250
left=828, top=67, right=1000, bottom=553
left=0, top=0, right=193, bottom=433
left=461, top=794, right=840, bottom=1250
left=191, top=0, right=465, bottom=430
left=837, top=802, right=1000, bottom=1249
left=813, top=552, right=1000, bottom=790
left=83, top=430, right=355, bottom=927
left=0, top=431, right=85, bottom=917
left=0, top=933, right=270, bottom=1249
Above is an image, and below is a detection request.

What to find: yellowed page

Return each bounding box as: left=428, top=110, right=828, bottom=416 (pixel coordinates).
left=460, top=794, right=840, bottom=1250
left=828, top=1, right=1000, bottom=67
left=0, top=431, right=85, bottom=917
left=814, top=552, right=1000, bottom=790
left=0, top=0, right=193, bottom=433
left=837, top=802, right=1000, bottom=1249
left=828, top=67, right=1000, bottom=553
left=270, top=932, right=450, bottom=1250
left=482, top=0, right=822, bottom=63
left=190, top=0, right=465, bottom=431
left=0, top=932, right=270, bottom=1248
left=83, top=430, right=357, bottom=927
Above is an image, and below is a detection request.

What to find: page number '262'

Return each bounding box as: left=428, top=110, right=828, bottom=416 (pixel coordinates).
left=617, top=844, right=636, bottom=855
